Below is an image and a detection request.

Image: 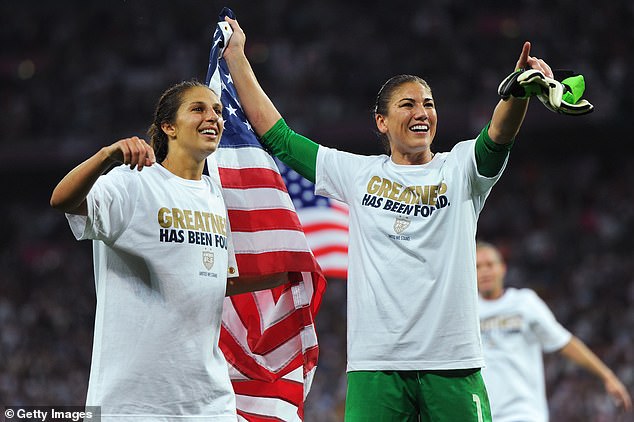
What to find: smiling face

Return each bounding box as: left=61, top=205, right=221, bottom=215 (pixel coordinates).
left=375, top=81, right=437, bottom=164
left=476, top=245, right=507, bottom=300
left=162, top=85, right=224, bottom=161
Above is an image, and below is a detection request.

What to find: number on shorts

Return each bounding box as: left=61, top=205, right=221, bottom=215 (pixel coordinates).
left=472, top=394, right=483, bottom=422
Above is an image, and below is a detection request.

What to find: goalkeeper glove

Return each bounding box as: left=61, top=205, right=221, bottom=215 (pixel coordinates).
left=498, top=68, right=594, bottom=116
left=498, top=68, right=553, bottom=100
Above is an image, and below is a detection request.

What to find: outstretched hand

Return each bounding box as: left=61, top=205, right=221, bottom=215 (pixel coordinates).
left=605, top=376, right=633, bottom=412
left=515, top=41, right=553, bottom=79
left=105, top=136, right=156, bottom=171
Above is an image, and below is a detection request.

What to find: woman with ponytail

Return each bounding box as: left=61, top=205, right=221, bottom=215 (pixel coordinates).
left=50, top=80, right=287, bottom=420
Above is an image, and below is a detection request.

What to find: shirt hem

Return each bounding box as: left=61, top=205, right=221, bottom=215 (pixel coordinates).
left=346, top=358, right=485, bottom=372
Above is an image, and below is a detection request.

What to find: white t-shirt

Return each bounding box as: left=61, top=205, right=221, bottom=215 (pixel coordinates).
left=316, top=139, right=505, bottom=371
left=479, top=287, right=572, bottom=422
left=67, top=164, right=237, bottom=421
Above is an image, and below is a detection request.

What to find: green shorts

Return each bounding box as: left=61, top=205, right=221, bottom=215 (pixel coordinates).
left=345, top=369, right=491, bottom=422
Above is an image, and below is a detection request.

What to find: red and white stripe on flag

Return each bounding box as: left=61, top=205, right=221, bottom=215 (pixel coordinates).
left=205, top=8, right=327, bottom=421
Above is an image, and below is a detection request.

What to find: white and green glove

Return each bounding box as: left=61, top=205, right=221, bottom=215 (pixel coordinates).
left=498, top=68, right=594, bottom=116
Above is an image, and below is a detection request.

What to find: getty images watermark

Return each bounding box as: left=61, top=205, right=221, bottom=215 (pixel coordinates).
left=3, top=406, right=100, bottom=422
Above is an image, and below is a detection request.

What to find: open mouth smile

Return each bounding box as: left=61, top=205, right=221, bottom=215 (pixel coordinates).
left=409, top=124, right=429, bottom=133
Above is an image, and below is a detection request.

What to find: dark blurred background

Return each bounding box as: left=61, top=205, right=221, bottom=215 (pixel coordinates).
left=1, top=0, right=633, bottom=420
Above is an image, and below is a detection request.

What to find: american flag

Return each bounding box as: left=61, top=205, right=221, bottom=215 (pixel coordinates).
left=205, top=8, right=327, bottom=421
left=277, top=160, right=349, bottom=280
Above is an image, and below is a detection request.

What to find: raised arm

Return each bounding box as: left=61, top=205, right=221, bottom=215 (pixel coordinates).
left=560, top=336, right=632, bottom=412
left=50, top=137, right=155, bottom=215
left=223, top=17, right=282, bottom=136
left=222, top=17, right=320, bottom=182
left=488, top=41, right=553, bottom=144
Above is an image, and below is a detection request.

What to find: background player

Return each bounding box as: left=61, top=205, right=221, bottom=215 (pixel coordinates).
left=477, top=241, right=632, bottom=421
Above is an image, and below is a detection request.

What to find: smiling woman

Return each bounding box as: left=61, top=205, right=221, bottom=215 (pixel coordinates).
left=372, top=75, right=437, bottom=162
left=148, top=81, right=224, bottom=177
left=48, top=79, right=289, bottom=420
left=221, top=14, right=567, bottom=422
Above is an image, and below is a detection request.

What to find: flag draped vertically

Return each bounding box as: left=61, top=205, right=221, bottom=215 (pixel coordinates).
left=277, top=160, right=349, bottom=279
left=205, top=8, right=327, bottom=421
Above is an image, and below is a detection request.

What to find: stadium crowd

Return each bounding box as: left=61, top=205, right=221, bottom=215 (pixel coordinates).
left=1, top=0, right=633, bottom=420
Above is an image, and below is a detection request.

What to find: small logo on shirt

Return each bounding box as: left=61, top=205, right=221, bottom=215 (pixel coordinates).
left=393, top=216, right=411, bottom=234
left=203, top=249, right=215, bottom=270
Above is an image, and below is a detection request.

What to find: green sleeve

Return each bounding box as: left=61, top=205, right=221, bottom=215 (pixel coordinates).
left=474, top=121, right=514, bottom=177
left=260, top=118, right=319, bottom=183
